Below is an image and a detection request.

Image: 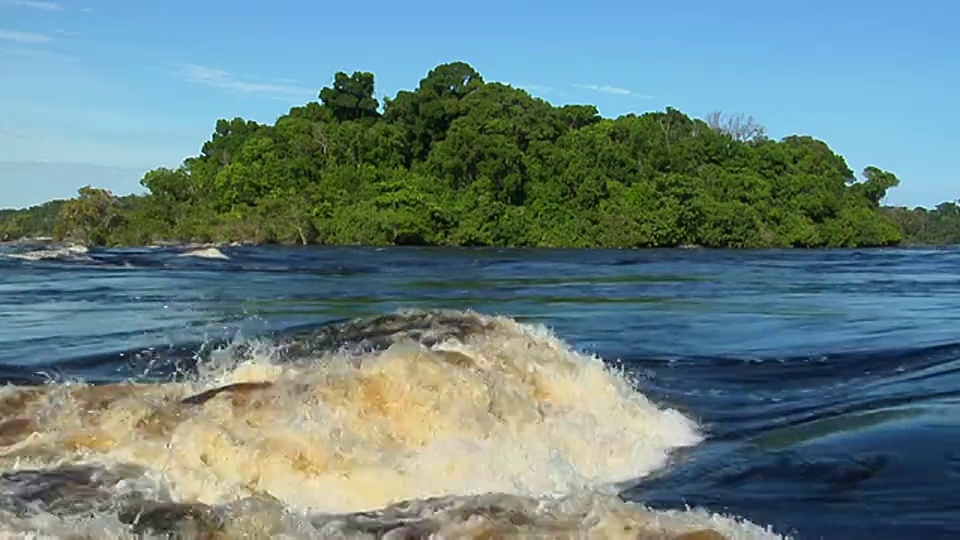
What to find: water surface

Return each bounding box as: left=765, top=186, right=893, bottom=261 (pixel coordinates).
left=0, top=244, right=958, bottom=539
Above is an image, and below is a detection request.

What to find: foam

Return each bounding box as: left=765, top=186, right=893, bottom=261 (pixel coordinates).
left=0, top=310, right=787, bottom=539
left=177, top=247, right=230, bottom=260
left=4, top=244, right=90, bottom=261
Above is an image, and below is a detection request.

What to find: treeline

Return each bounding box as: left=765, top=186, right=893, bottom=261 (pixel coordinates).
left=0, top=61, right=939, bottom=248
left=882, top=202, right=960, bottom=245
left=0, top=200, right=64, bottom=242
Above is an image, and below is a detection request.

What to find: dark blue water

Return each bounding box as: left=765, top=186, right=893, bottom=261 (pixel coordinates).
left=1, top=244, right=958, bottom=539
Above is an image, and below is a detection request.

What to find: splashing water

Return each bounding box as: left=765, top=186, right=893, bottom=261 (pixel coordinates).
left=4, top=244, right=90, bottom=262
left=177, top=246, right=230, bottom=260
left=0, top=310, right=787, bottom=538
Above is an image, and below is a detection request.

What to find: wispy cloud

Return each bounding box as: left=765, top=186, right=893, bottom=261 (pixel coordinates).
left=0, top=45, right=77, bottom=61
left=172, top=63, right=313, bottom=99
left=574, top=84, right=653, bottom=98
left=517, top=83, right=555, bottom=95
left=0, top=29, right=51, bottom=44
left=2, top=0, right=63, bottom=10
left=0, top=161, right=148, bottom=209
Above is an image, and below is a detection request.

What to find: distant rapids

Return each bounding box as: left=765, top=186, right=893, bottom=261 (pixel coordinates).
left=0, top=309, right=783, bottom=539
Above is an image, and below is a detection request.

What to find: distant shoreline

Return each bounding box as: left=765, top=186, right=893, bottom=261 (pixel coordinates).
left=3, top=61, right=958, bottom=249
left=3, top=237, right=954, bottom=252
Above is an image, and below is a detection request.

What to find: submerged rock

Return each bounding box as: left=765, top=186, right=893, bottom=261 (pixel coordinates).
left=312, top=492, right=737, bottom=539
left=0, top=467, right=744, bottom=539
left=277, top=309, right=498, bottom=359
left=0, top=464, right=160, bottom=518
left=179, top=381, right=275, bottom=406
left=118, top=501, right=224, bottom=539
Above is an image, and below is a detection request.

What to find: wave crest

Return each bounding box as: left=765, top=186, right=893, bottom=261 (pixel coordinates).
left=0, top=309, right=784, bottom=538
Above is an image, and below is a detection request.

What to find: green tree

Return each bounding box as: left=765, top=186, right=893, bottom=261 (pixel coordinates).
left=54, top=186, right=127, bottom=246
left=0, top=212, right=26, bottom=241
left=856, top=166, right=900, bottom=207
left=23, top=61, right=924, bottom=249
left=319, top=71, right=380, bottom=122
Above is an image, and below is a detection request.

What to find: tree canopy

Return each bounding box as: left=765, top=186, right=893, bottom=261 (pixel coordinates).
left=882, top=202, right=960, bottom=245
left=3, top=61, right=948, bottom=248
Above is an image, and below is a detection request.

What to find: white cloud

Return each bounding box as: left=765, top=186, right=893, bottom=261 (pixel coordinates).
left=0, top=29, right=51, bottom=44
left=1, top=0, right=63, bottom=10
left=172, top=63, right=313, bottom=99
left=0, top=120, right=193, bottom=172
left=575, top=84, right=653, bottom=98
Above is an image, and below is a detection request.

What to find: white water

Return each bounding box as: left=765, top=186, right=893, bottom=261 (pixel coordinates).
left=0, top=311, right=786, bottom=539
left=5, top=244, right=90, bottom=261
left=178, top=246, right=230, bottom=260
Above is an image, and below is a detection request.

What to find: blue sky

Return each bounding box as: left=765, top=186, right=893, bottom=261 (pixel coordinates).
left=1, top=0, right=956, bottom=209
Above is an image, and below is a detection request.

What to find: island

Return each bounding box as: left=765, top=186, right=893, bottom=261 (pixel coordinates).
left=2, top=61, right=958, bottom=248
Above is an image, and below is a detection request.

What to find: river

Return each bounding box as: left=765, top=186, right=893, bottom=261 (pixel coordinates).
left=0, top=243, right=957, bottom=539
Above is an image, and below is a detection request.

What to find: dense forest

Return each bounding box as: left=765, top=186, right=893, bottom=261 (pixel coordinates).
left=0, top=200, right=64, bottom=242
left=881, top=203, right=960, bottom=245
left=1, top=61, right=955, bottom=248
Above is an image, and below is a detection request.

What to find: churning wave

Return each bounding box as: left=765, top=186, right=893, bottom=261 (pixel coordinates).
left=1, top=243, right=230, bottom=267
left=3, top=244, right=92, bottom=262
left=0, top=309, right=786, bottom=539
